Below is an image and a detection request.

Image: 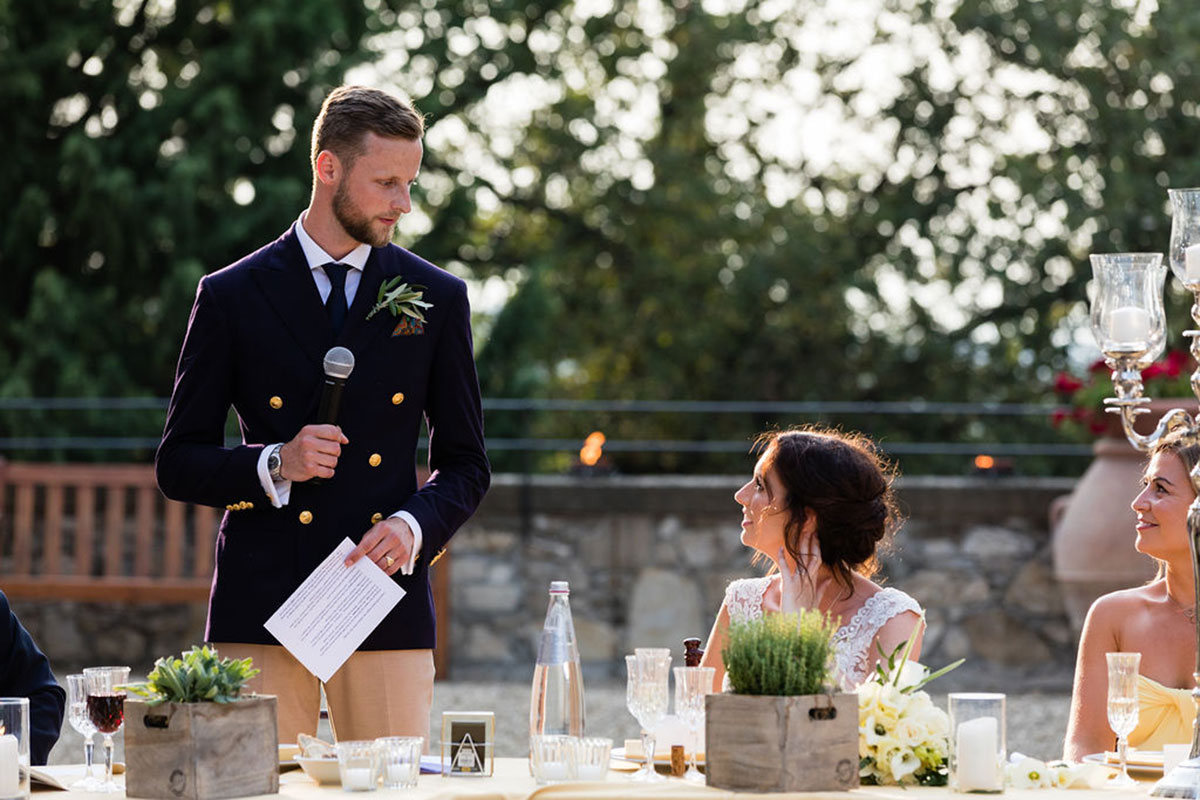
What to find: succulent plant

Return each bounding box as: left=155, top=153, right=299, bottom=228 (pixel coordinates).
left=124, top=645, right=259, bottom=706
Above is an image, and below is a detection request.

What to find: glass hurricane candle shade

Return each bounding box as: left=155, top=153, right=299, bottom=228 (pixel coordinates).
left=1089, top=253, right=1168, bottom=361
left=1169, top=188, right=1200, bottom=286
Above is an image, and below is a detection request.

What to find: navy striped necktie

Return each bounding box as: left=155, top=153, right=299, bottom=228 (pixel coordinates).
left=324, top=263, right=349, bottom=338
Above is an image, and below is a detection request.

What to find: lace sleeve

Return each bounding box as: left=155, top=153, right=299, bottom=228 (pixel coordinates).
left=724, top=576, right=773, bottom=625
left=832, top=587, right=922, bottom=690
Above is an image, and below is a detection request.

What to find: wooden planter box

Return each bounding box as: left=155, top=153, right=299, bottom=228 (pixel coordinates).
left=705, top=692, right=858, bottom=793
left=124, top=695, right=279, bottom=800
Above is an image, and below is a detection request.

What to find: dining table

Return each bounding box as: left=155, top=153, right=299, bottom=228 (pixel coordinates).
left=28, top=757, right=1160, bottom=800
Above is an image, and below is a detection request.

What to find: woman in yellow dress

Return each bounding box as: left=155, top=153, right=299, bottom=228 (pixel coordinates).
left=1063, top=431, right=1198, bottom=761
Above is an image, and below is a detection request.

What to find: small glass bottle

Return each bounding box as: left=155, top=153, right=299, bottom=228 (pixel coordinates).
left=530, top=581, right=586, bottom=737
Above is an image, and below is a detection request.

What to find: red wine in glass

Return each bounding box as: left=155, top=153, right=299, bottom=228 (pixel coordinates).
left=86, top=693, right=125, bottom=734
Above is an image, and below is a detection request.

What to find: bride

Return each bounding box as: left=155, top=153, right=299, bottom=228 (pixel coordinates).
left=700, top=426, right=924, bottom=691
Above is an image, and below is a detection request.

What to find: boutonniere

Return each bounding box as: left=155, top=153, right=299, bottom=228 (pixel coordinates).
left=366, top=276, right=432, bottom=323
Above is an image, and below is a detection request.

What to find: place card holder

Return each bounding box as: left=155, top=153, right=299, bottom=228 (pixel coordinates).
left=440, top=711, right=494, bottom=777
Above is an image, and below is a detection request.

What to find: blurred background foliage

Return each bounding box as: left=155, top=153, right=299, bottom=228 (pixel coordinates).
left=0, top=0, right=1189, bottom=473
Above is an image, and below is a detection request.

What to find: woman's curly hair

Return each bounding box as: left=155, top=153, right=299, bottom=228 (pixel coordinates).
left=754, top=425, right=904, bottom=598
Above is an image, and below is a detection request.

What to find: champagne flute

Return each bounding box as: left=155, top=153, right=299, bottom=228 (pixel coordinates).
left=66, top=674, right=101, bottom=791
left=83, top=666, right=130, bottom=793
left=673, top=666, right=713, bottom=783
left=1105, top=652, right=1141, bottom=788
left=624, top=649, right=670, bottom=782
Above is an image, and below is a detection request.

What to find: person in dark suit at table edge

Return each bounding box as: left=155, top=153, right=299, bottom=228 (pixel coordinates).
left=0, top=591, right=65, bottom=765
left=155, top=85, right=490, bottom=744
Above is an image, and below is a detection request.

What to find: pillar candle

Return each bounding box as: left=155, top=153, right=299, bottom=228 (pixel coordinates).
left=955, top=716, right=1001, bottom=791
left=538, top=761, right=569, bottom=781
left=383, top=762, right=415, bottom=786
left=341, top=766, right=374, bottom=791
left=1187, top=244, right=1200, bottom=283
left=575, top=764, right=607, bottom=781
left=0, top=735, right=18, bottom=798
left=1108, top=306, right=1151, bottom=342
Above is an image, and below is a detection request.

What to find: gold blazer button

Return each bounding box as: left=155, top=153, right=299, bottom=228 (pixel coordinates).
left=369, top=453, right=382, bottom=467
left=391, top=392, right=405, bottom=405
left=269, top=396, right=283, bottom=409
left=371, top=512, right=384, bottom=524
left=299, top=510, right=313, bottom=525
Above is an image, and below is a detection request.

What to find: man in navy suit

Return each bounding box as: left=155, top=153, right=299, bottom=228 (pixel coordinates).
left=156, top=85, right=490, bottom=743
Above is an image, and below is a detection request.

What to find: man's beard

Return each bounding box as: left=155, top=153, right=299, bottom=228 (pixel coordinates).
left=333, top=181, right=393, bottom=248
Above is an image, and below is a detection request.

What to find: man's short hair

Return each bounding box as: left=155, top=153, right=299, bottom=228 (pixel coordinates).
left=311, top=85, right=425, bottom=170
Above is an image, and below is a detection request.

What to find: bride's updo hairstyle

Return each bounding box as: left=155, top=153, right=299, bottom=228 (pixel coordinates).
left=755, top=425, right=903, bottom=597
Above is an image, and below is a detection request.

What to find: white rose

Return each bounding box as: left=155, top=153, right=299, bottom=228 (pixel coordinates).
left=891, top=659, right=930, bottom=690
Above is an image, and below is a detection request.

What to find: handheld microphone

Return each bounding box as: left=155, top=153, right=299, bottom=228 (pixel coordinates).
left=311, top=346, right=355, bottom=485
left=317, top=346, right=355, bottom=424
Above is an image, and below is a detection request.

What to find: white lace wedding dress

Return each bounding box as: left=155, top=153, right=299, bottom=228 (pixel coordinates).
left=722, top=575, right=921, bottom=690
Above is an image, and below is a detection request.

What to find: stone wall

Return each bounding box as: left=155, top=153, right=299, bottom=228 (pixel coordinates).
left=12, top=473, right=1085, bottom=690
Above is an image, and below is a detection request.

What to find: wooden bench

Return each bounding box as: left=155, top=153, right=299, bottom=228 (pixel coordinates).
left=0, top=460, right=451, bottom=674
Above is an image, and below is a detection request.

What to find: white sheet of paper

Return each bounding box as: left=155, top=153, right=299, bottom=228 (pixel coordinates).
left=264, top=537, right=406, bottom=683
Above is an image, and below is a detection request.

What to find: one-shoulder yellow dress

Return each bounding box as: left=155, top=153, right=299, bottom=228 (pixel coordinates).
left=1129, top=674, right=1195, bottom=749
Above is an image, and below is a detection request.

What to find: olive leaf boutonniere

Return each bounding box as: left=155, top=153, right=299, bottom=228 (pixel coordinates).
left=366, top=276, right=432, bottom=322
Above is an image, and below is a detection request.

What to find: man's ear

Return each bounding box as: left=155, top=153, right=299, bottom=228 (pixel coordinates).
left=314, top=150, right=340, bottom=186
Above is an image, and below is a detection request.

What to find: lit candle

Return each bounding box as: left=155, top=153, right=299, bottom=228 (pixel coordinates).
left=342, top=766, right=374, bottom=791
left=1108, top=306, right=1151, bottom=343
left=538, top=761, right=569, bottom=782
left=0, top=735, right=18, bottom=798
left=575, top=764, right=607, bottom=781
left=955, top=716, right=1001, bottom=791
left=1187, top=244, right=1200, bottom=283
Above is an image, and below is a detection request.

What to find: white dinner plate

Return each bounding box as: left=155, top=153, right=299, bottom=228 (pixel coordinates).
left=1082, top=751, right=1163, bottom=776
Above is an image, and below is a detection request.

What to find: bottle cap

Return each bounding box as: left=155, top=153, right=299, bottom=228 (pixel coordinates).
left=549, top=581, right=569, bottom=593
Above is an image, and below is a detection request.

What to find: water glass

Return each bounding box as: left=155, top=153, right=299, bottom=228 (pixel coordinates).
left=65, top=675, right=99, bottom=791
left=0, top=698, right=29, bottom=800
left=335, top=740, right=380, bottom=792
left=376, top=736, right=422, bottom=789
left=625, top=649, right=671, bottom=782
left=571, top=737, right=612, bottom=781
left=529, top=734, right=574, bottom=784
left=949, top=693, right=1005, bottom=793
left=1105, top=652, right=1141, bottom=788
left=673, top=666, right=713, bottom=783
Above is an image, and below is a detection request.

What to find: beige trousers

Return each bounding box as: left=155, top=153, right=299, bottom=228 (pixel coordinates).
left=214, top=643, right=434, bottom=745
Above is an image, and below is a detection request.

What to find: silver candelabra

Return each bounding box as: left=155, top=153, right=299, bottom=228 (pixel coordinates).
left=1089, top=188, right=1200, bottom=798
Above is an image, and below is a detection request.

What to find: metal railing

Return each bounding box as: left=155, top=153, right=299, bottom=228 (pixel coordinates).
left=0, top=396, right=1091, bottom=462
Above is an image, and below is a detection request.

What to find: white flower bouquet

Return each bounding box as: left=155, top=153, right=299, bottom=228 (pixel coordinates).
left=857, top=625, right=962, bottom=786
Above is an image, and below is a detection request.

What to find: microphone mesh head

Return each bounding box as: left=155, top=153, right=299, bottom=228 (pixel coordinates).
left=323, top=346, right=355, bottom=380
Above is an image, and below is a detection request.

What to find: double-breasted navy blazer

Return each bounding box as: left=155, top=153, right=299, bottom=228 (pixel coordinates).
left=156, top=224, right=490, bottom=650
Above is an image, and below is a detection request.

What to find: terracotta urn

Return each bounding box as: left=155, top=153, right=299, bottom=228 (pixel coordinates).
left=1051, top=398, right=1197, bottom=638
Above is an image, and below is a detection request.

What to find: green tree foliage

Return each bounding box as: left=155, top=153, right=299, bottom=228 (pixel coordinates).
left=7, top=0, right=1138, bottom=472
left=380, top=1, right=1071, bottom=471
left=0, top=0, right=374, bottom=457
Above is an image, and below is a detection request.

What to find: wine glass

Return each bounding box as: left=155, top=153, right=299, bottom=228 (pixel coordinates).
left=624, top=649, right=670, bottom=782
left=673, top=666, right=714, bottom=783
left=1105, top=651, right=1141, bottom=788
left=83, top=666, right=130, bottom=793
left=66, top=674, right=101, bottom=791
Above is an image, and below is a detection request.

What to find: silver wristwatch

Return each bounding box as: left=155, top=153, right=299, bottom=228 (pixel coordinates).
left=267, top=444, right=284, bottom=482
